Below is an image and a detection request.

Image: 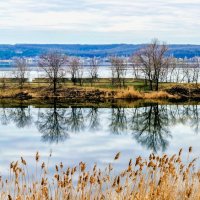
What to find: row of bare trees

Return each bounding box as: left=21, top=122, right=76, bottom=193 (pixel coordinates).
left=10, top=54, right=100, bottom=95
left=110, top=39, right=200, bottom=90
left=5, top=39, right=200, bottom=94
left=130, top=39, right=200, bottom=90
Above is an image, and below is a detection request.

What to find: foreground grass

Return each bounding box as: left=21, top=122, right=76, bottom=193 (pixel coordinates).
left=0, top=148, right=199, bottom=199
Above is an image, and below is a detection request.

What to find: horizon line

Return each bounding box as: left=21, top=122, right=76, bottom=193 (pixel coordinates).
left=1, top=43, right=200, bottom=46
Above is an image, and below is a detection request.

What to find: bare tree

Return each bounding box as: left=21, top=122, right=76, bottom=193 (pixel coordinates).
left=110, top=56, right=127, bottom=88
left=88, top=57, right=99, bottom=86
left=68, top=57, right=79, bottom=85
left=13, top=58, right=29, bottom=90
left=129, top=55, right=140, bottom=80
left=182, top=59, right=192, bottom=83
left=68, top=57, right=83, bottom=86
left=168, top=57, right=177, bottom=83
left=38, top=51, right=67, bottom=95
left=77, top=62, right=84, bottom=86
left=192, top=58, right=200, bottom=85
left=170, top=58, right=184, bottom=83
left=134, top=39, right=169, bottom=91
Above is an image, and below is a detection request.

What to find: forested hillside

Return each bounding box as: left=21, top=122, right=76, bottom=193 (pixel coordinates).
left=0, top=44, right=200, bottom=59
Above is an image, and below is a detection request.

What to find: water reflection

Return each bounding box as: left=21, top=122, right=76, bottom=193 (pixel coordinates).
left=0, top=106, right=10, bottom=125
left=0, top=102, right=200, bottom=152
left=109, top=107, right=128, bottom=134
left=0, top=105, right=32, bottom=128
left=131, top=104, right=171, bottom=152
left=36, top=102, right=68, bottom=143
left=10, top=106, right=32, bottom=128
left=86, top=108, right=100, bottom=131
left=66, top=108, right=85, bottom=132
left=169, top=104, right=200, bottom=134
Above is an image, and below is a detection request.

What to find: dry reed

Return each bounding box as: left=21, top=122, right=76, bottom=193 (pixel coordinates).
left=144, top=91, right=177, bottom=99
left=115, top=89, right=177, bottom=100
left=115, top=89, right=143, bottom=99
left=0, top=147, right=199, bottom=200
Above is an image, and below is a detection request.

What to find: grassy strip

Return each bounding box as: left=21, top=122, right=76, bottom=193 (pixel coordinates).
left=1, top=78, right=200, bottom=101
left=0, top=82, right=178, bottom=101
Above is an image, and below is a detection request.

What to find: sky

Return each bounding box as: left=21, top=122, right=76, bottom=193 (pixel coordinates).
left=0, top=0, right=200, bottom=44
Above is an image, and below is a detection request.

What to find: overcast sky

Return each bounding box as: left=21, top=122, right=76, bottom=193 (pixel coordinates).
left=0, top=0, right=200, bottom=44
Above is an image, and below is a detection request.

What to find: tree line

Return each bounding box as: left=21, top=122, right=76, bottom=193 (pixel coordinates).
left=4, top=39, right=200, bottom=94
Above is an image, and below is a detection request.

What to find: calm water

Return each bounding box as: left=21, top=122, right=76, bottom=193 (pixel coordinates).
left=0, top=101, right=200, bottom=176
left=0, top=66, right=198, bottom=83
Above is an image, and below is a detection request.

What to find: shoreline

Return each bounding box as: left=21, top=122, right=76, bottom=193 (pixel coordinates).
left=1, top=79, right=200, bottom=102
left=0, top=91, right=200, bottom=109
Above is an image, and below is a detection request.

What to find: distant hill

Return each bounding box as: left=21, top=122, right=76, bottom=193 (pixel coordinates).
left=0, top=44, right=200, bottom=59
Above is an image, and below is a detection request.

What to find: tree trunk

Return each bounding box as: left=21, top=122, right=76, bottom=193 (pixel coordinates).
left=53, top=80, right=56, bottom=95
left=149, top=80, right=153, bottom=90
left=155, top=79, right=159, bottom=91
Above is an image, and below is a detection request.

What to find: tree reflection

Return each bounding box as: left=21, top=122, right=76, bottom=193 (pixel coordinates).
left=9, top=104, right=32, bottom=128
left=1, top=101, right=200, bottom=150
left=86, top=107, right=100, bottom=131
left=168, top=104, right=200, bottom=134
left=0, top=107, right=10, bottom=125
left=36, top=101, right=68, bottom=143
left=131, top=104, right=172, bottom=152
left=170, top=105, right=192, bottom=124
left=109, top=107, right=128, bottom=134
left=66, top=107, right=85, bottom=132
left=190, top=105, right=200, bottom=134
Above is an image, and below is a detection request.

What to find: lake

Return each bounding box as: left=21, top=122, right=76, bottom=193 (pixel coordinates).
left=0, top=66, right=198, bottom=83
left=0, top=100, right=200, bottom=177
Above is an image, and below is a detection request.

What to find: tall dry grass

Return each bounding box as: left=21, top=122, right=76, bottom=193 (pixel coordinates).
left=144, top=91, right=177, bottom=99
left=115, top=89, right=143, bottom=99
left=115, top=89, right=177, bottom=100
left=0, top=148, right=199, bottom=200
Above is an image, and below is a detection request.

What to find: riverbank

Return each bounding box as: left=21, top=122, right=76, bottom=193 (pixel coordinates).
left=0, top=86, right=177, bottom=100
left=1, top=79, right=200, bottom=101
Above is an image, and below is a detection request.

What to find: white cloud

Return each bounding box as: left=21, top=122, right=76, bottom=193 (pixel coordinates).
left=0, top=0, right=200, bottom=43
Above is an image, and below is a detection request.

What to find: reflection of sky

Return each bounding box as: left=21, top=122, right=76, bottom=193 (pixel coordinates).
left=0, top=106, right=200, bottom=177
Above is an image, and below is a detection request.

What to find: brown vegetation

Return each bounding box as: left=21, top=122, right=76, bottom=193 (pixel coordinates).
left=0, top=82, right=179, bottom=101
left=0, top=148, right=199, bottom=199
